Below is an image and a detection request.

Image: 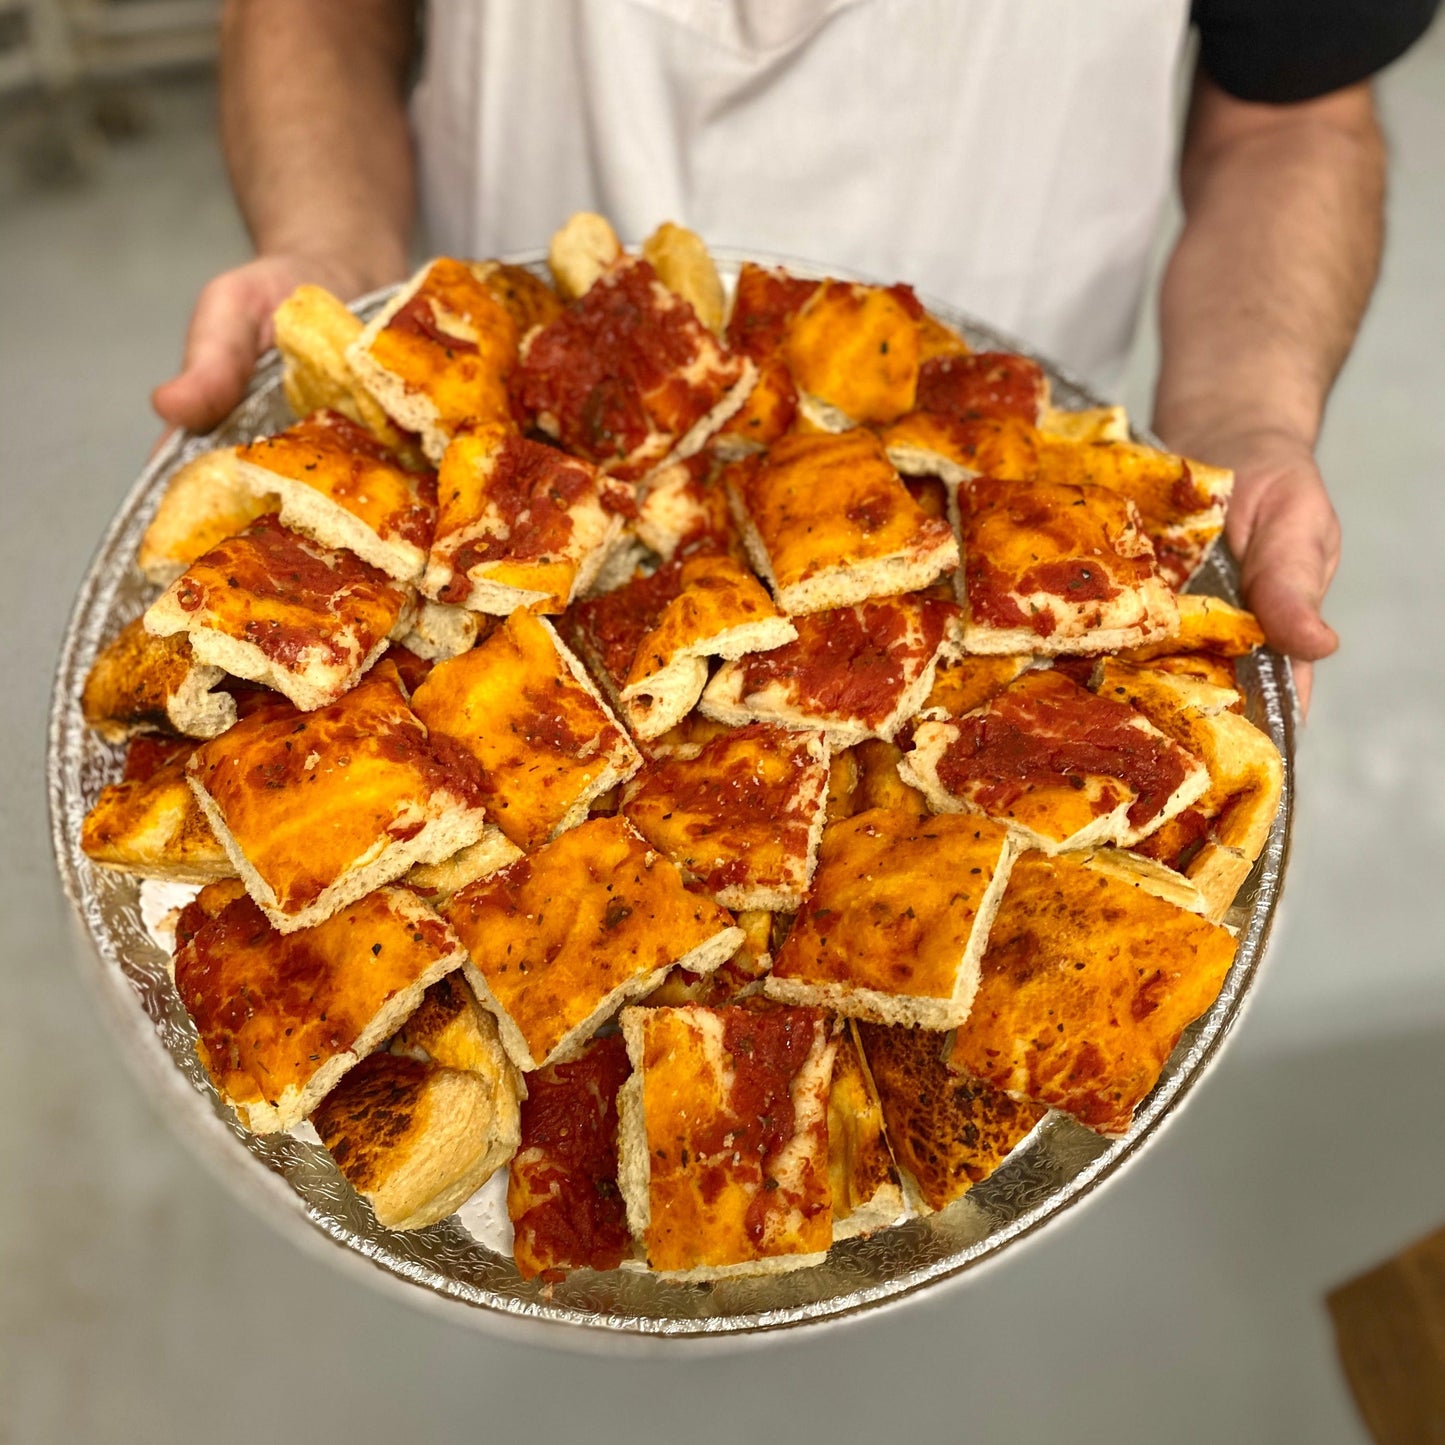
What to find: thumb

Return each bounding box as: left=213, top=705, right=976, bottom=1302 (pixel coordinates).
left=151, top=271, right=274, bottom=433
left=1232, top=471, right=1342, bottom=664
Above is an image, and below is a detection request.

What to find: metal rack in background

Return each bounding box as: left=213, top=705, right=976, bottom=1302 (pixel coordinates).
left=1, top=0, right=219, bottom=179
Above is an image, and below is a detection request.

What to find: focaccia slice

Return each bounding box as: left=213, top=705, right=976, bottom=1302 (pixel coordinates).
left=571, top=552, right=796, bottom=741
left=917, top=653, right=1033, bottom=722
left=911, top=351, right=1048, bottom=426
left=829, top=1022, right=905, bottom=1240
left=1095, top=659, right=1284, bottom=920
left=272, top=283, right=412, bottom=455
left=901, top=669, right=1209, bottom=853
left=1118, top=593, right=1266, bottom=664
left=144, top=513, right=414, bottom=712
left=711, top=262, right=818, bottom=456
left=173, top=879, right=466, bottom=1133
left=80, top=735, right=233, bottom=884
left=700, top=593, right=956, bottom=748
left=728, top=431, right=958, bottom=615
left=856, top=1022, right=1046, bottom=1213
left=784, top=279, right=922, bottom=428
left=186, top=660, right=490, bottom=932
left=767, top=809, right=1018, bottom=1027
left=313, top=974, right=523, bottom=1232
left=346, top=258, right=521, bottom=464
left=507, top=1033, right=634, bottom=1279
left=956, top=475, right=1178, bottom=655
left=618, top=1003, right=838, bottom=1278
left=513, top=255, right=755, bottom=480
left=442, top=815, right=743, bottom=1072
left=423, top=424, right=631, bottom=614
left=81, top=616, right=235, bottom=742
left=621, top=724, right=830, bottom=911
left=948, top=850, right=1237, bottom=1136
left=232, top=410, right=435, bottom=583
left=409, top=608, right=641, bottom=852
left=137, top=447, right=275, bottom=587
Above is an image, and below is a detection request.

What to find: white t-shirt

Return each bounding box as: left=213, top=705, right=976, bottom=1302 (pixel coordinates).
left=412, top=0, right=1190, bottom=387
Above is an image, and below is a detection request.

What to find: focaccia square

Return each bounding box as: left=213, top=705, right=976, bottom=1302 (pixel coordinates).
left=136, top=447, right=276, bottom=587
left=507, top=1033, right=634, bottom=1279
left=1095, top=659, right=1284, bottom=920
left=442, top=815, right=743, bottom=1072
left=232, top=409, right=435, bottom=583
left=829, top=1022, right=905, bottom=1240
left=347, top=258, right=521, bottom=464
left=571, top=552, right=796, bottom=741
left=144, top=513, right=414, bottom=712
left=81, top=735, right=233, bottom=884
left=513, top=255, right=755, bottom=480
left=948, top=850, right=1238, bottom=1136
left=856, top=1022, right=1047, bottom=1214
left=186, top=659, right=491, bottom=932
left=423, top=423, right=631, bottom=614
left=901, top=668, right=1209, bottom=853
left=728, top=431, right=958, bottom=615
left=173, top=879, right=467, bottom=1133
left=81, top=615, right=235, bottom=742
left=956, top=475, right=1178, bottom=655
left=766, top=809, right=1018, bottom=1027
left=783, top=279, right=922, bottom=428
left=313, top=975, right=523, bottom=1232
left=622, top=724, right=830, bottom=911
left=700, top=593, right=956, bottom=747
left=409, top=607, right=641, bottom=852
left=618, top=1003, right=838, bottom=1278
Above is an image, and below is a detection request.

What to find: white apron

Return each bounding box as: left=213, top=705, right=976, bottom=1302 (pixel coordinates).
left=412, top=0, right=1190, bottom=387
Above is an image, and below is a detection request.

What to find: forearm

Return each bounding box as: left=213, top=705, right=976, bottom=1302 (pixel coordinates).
left=1153, top=75, right=1385, bottom=463
left=219, top=0, right=417, bottom=295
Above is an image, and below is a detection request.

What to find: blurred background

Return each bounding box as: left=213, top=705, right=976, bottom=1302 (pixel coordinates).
left=1, top=5, right=1442, bottom=1442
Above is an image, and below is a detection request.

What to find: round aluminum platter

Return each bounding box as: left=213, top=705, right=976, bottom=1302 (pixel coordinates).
left=47, top=251, right=1295, bottom=1348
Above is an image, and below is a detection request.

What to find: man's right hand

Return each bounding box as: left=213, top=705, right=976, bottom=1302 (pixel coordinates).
left=151, top=254, right=362, bottom=434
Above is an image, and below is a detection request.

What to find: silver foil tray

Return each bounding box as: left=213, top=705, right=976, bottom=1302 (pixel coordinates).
left=47, top=252, right=1295, bottom=1349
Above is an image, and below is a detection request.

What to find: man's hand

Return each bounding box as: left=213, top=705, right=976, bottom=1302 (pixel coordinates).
left=152, top=254, right=364, bottom=433
left=1153, top=74, right=1384, bottom=714
left=1211, top=430, right=1342, bottom=714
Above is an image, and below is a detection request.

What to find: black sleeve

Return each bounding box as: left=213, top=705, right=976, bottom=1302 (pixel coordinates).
left=1192, top=0, right=1440, bottom=103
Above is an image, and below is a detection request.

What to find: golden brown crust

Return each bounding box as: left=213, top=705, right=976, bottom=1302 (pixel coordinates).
left=1118, top=594, right=1266, bottom=662
left=918, top=654, right=1032, bottom=721
left=857, top=1022, right=1045, bottom=1212
left=949, top=851, right=1237, bottom=1136
left=828, top=1023, right=902, bottom=1234
left=443, top=815, right=741, bottom=1071
left=81, top=617, right=232, bottom=743
left=137, top=448, right=276, bottom=586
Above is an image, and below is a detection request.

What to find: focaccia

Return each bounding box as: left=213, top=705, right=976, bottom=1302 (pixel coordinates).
left=173, top=879, right=467, bottom=1133
left=144, top=513, right=414, bottom=712
left=901, top=668, right=1210, bottom=853
left=80, top=735, right=233, bottom=884
left=570, top=552, right=796, bottom=741
left=767, top=809, right=1018, bottom=1027
left=507, top=1033, right=634, bottom=1279
left=313, top=974, right=523, bottom=1231
left=232, top=409, right=435, bottom=583
left=948, top=850, right=1238, bottom=1136
left=186, top=660, right=491, bottom=932
left=347, top=258, right=521, bottom=464
left=514, top=255, right=756, bottom=480
left=81, top=616, right=235, bottom=742
left=442, top=815, right=743, bottom=1072
left=632, top=453, right=733, bottom=561
left=618, top=1003, right=838, bottom=1278
left=1118, top=593, right=1266, bottom=664
left=955, top=475, right=1178, bottom=655
left=701, top=593, right=956, bottom=748
left=409, top=608, right=641, bottom=852
left=727, top=430, right=958, bottom=615
left=423, top=423, right=631, bottom=614
left=855, top=1022, right=1046, bottom=1213
left=621, top=724, right=830, bottom=911
left=917, top=652, right=1033, bottom=722
left=829, top=1022, right=905, bottom=1240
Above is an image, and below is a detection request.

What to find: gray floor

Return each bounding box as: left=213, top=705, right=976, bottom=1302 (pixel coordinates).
left=2, top=32, right=1443, bottom=1445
